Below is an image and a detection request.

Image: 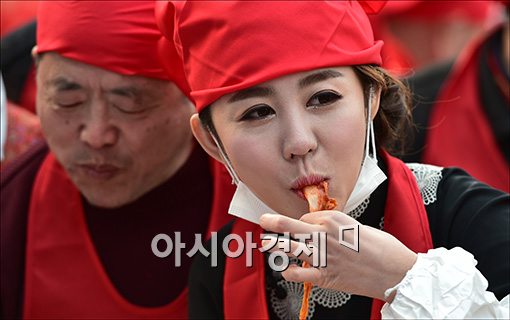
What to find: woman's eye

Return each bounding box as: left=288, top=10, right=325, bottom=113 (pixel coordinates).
left=239, top=104, right=275, bottom=121
left=307, top=90, right=342, bottom=108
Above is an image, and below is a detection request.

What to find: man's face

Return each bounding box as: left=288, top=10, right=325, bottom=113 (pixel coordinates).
left=36, top=53, right=195, bottom=208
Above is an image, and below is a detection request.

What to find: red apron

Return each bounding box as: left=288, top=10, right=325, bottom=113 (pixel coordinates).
left=423, top=25, right=509, bottom=193
left=224, top=151, right=434, bottom=319
left=23, top=153, right=234, bottom=318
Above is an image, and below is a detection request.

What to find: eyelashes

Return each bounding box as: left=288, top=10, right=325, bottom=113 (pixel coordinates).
left=238, top=90, right=343, bottom=122
left=307, top=90, right=342, bottom=108
left=239, top=104, right=275, bottom=121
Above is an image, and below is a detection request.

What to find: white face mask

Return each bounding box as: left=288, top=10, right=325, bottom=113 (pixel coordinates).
left=213, top=86, right=386, bottom=225
left=207, top=128, right=280, bottom=224
left=343, top=86, right=387, bottom=213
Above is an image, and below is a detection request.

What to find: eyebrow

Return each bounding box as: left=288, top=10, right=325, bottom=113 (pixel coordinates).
left=228, top=86, right=275, bottom=103
left=298, top=70, right=343, bottom=88
left=48, top=77, right=82, bottom=91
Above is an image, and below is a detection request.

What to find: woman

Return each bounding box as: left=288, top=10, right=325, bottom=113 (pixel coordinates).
left=156, top=1, right=509, bottom=318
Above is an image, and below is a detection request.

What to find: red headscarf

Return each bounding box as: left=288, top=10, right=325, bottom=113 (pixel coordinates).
left=37, top=1, right=189, bottom=95
left=157, top=1, right=385, bottom=112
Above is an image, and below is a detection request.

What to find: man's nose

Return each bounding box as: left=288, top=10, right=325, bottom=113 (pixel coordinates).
left=79, top=105, right=118, bottom=149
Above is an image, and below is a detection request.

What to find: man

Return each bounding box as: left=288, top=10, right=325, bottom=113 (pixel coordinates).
left=0, top=1, right=233, bottom=318
left=368, top=1, right=500, bottom=76
left=403, top=4, right=509, bottom=193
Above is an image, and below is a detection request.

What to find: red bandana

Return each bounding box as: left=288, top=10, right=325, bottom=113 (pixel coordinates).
left=37, top=1, right=188, bottom=94
left=157, top=1, right=385, bottom=112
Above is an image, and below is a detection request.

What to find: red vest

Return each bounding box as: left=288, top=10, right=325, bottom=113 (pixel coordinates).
left=423, top=25, right=509, bottom=193
left=23, top=153, right=234, bottom=318
left=224, top=152, right=434, bottom=319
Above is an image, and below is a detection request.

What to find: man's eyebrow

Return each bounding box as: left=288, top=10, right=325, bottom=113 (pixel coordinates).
left=298, top=70, right=343, bottom=88
left=228, top=86, right=275, bottom=103
left=48, top=77, right=82, bottom=91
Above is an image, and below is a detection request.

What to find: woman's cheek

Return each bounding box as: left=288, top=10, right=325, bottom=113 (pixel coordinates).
left=227, top=135, right=274, bottom=178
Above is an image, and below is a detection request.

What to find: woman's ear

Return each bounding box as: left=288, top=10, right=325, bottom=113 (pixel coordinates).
left=190, top=113, right=224, bottom=164
left=370, top=85, right=382, bottom=120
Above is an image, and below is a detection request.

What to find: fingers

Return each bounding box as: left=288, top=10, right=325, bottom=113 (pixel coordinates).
left=261, top=237, right=315, bottom=265
left=300, top=210, right=358, bottom=227
left=260, top=213, right=322, bottom=237
left=281, top=264, right=321, bottom=284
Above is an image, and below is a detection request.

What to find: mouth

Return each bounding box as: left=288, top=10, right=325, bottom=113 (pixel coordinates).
left=78, top=164, right=121, bottom=180
left=290, top=174, right=329, bottom=200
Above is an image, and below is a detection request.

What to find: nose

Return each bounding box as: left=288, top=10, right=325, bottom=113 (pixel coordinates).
left=79, top=103, right=118, bottom=149
left=282, top=116, right=318, bottom=160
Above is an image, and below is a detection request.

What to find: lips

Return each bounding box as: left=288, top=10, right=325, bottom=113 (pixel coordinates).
left=291, top=174, right=328, bottom=200
left=79, top=164, right=121, bottom=180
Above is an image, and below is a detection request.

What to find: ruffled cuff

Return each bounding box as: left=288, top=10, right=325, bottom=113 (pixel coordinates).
left=381, top=247, right=509, bottom=319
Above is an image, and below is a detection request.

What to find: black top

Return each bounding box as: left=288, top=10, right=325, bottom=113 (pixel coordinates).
left=0, top=143, right=214, bottom=317
left=0, top=20, right=36, bottom=104
left=188, top=163, right=510, bottom=319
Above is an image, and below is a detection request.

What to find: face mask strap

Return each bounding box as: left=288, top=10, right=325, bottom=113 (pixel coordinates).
left=365, top=85, right=378, bottom=163
left=208, top=129, right=240, bottom=185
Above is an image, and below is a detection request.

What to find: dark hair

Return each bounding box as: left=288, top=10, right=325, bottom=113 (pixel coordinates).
left=199, top=64, right=413, bottom=156
left=353, top=65, right=413, bottom=155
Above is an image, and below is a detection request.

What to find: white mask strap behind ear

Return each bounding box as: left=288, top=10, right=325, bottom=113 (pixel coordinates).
left=343, top=84, right=386, bottom=213
left=365, top=85, right=377, bottom=162
left=208, top=129, right=240, bottom=185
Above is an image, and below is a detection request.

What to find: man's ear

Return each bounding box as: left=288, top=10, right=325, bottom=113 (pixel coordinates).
left=31, top=46, right=39, bottom=65
left=190, top=113, right=224, bottom=164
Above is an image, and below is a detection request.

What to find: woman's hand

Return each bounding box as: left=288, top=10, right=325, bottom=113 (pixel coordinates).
left=259, top=211, right=417, bottom=302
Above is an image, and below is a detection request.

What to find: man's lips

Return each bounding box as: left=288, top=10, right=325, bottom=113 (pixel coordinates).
left=291, top=174, right=328, bottom=200
left=78, top=164, right=121, bottom=180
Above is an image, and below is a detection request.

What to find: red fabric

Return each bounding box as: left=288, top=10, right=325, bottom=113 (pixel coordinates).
left=23, top=154, right=188, bottom=318
left=224, top=152, right=433, bottom=319
left=36, top=1, right=188, bottom=94
left=154, top=1, right=192, bottom=98
left=423, top=26, right=510, bottom=193
left=157, top=1, right=383, bottom=112
left=23, top=153, right=234, bottom=318
left=208, top=159, right=237, bottom=235
left=224, top=221, right=268, bottom=319
left=359, top=1, right=387, bottom=14
left=369, top=151, right=434, bottom=319
left=0, top=1, right=38, bottom=36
